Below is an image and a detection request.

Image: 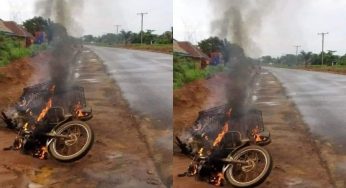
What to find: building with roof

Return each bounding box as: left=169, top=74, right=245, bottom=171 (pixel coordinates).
left=173, top=39, right=188, bottom=56
left=175, top=40, right=210, bottom=68
left=3, top=21, right=33, bottom=47
left=0, top=20, right=14, bottom=35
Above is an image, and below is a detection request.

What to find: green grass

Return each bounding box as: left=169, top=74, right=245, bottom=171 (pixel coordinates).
left=173, top=56, right=224, bottom=89
left=0, top=34, right=47, bottom=67
left=304, top=65, right=346, bottom=74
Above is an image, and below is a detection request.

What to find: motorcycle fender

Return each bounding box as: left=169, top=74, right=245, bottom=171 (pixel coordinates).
left=52, top=116, right=73, bottom=132
left=222, top=143, right=251, bottom=173
left=46, top=138, right=54, bottom=147
left=222, top=163, right=232, bottom=173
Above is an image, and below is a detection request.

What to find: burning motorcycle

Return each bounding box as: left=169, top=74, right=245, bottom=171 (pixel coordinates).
left=1, top=82, right=94, bottom=162
left=176, top=105, right=272, bottom=187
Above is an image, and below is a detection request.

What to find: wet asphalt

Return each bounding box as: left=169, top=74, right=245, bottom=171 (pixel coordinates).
left=87, top=45, right=173, bottom=128
left=265, top=67, right=346, bottom=152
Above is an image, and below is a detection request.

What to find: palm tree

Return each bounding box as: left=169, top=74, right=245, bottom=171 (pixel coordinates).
left=300, top=51, right=313, bottom=68
left=120, top=30, right=132, bottom=45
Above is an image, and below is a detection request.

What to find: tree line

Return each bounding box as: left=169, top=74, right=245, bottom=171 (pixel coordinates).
left=196, top=36, right=258, bottom=65
left=193, top=36, right=346, bottom=67
left=260, top=51, right=346, bottom=67
left=82, top=30, right=173, bottom=45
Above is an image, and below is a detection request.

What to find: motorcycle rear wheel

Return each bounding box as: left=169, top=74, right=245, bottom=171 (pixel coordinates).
left=48, top=120, right=94, bottom=162
left=225, top=145, right=272, bottom=187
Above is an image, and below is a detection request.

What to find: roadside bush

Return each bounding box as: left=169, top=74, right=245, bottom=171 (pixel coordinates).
left=173, top=56, right=224, bottom=89
left=29, top=44, right=47, bottom=56
left=0, top=50, right=10, bottom=66
left=0, top=34, right=47, bottom=67
left=9, top=48, right=32, bottom=60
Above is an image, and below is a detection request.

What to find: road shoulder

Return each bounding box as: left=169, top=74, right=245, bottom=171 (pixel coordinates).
left=254, top=70, right=333, bottom=187
left=173, top=70, right=334, bottom=187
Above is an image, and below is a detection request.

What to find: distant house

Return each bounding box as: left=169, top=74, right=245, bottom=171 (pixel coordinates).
left=173, top=39, right=189, bottom=56
left=3, top=21, right=33, bottom=47
left=0, top=19, right=14, bottom=35
left=175, top=40, right=210, bottom=69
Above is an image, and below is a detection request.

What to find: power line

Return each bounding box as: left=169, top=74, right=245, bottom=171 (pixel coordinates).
left=115, top=25, right=121, bottom=34
left=294, top=45, right=301, bottom=64
left=318, top=32, right=329, bottom=65
left=137, top=12, right=148, bottom=44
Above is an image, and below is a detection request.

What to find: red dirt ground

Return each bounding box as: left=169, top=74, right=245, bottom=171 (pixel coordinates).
left=173, top=70, right=333, bottom=187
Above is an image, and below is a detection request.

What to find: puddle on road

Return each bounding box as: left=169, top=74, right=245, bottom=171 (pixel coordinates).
left=106, top=152, right=124, bottom=160
left=80, top=78, right=99, bottom=83
left=256, top=101, right=279, bottom=106
left=74, top=72, right=80, bottom=79
left=89, top=59, right=98, bottom=63
left=284, top=177, right=321, bottom=187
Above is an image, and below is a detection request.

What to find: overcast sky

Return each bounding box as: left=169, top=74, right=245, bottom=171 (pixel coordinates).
left=174, top=0, right=346, bottom=57
left=0, top=0, right=172, bottom=36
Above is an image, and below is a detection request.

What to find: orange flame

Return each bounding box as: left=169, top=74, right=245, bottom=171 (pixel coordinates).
left=212, top=123, right=229, bottom=147
left=38, top=146, right=48, bottom=160
left=213, top=172, right=224, bottom=186
left=36, top=98, right=52, bottom=122
left=74, top=101, right=84, bottom=117
left=252, top=127, right=263, bottom=142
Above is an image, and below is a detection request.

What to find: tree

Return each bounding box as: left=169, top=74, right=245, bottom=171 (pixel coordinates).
left=300, top=51, right=313, bottom=67
left=339, top=54, right=346, bottom=65
left=261, top=56, right=274, bottom=64
left=324, top=50, right=338, bottom=65
left=120, top=30, right=132, bottom=45
left=142, top=30, right=156, bottom=44
left=23, top=16, right=48, bottom=35
left=279, top=54, right=297, bottom=66
left=83, top=35, right=95, bottom=43
left=156, top=31, right=172, bottom=44
left=198, top=36, right=223, bottom=55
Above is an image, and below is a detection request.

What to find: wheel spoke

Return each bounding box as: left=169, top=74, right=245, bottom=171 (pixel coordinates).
left=54, top=124, right=89, bottom=157
left=230, top=149, right=268, bottom=183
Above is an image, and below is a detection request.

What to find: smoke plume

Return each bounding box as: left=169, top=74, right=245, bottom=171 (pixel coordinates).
left=35, top=0, right=84, bottom=36
left=34, top=0, right=84, bottom=89
left=210, top=0, right=276, bottom=57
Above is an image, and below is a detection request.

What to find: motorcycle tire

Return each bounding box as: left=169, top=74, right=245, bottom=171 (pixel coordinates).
left=48, top=120, right=94, bottom=162
left=225, top=145, right=272, bottom=187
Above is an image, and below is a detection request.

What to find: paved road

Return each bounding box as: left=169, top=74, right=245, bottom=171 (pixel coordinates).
left=87, top=46, right=172, bottom=128
left=265, top=67, right=346, bottom=151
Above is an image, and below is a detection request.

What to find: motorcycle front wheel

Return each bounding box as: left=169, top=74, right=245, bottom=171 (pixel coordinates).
left=225, top=145, right=272, bottom=187
left=48, top=121, right=94, bottom=162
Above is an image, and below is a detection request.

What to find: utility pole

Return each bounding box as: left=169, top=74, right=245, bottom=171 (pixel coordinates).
left=137, top=12, right=148, bottom=44
left=115, top=25, right=121, bottom=34
left=318, top=32, right=329, bottom=65
left=294, top=45, right=301, bottom=64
